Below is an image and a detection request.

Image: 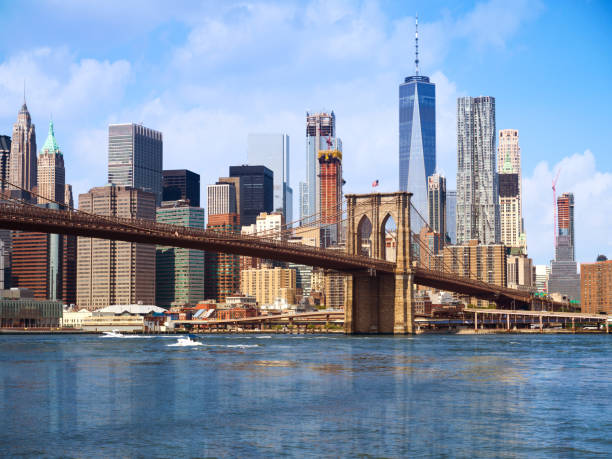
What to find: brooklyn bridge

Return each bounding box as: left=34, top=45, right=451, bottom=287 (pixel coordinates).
left=0, top=191, right=557, bottom=334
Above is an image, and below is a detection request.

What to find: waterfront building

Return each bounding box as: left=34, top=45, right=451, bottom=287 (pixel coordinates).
left=581, top=259, right=612, bottom=314
left=9, top=100, right=37, bottom=200
left=507, top=250, right=534, bottom=291
left=456, top=96, right=500, bottom=245
left=205, top=213, right=240, bottom=302
left=37, top=120, right=65, bottom=205
left=229, top=165, right=273, bottom=227
left=81, top=304, right=165, bottom=332
left=318, top=148, right=343, bottom=247
left=301, top=112, right=341, bottom=223
left=288, top=263, right=313, bottom=300
left=548, top=193, right=580, bottom=301
left=0, top=288, right=62, bottom=328
left=399, top=17, right=436, bottom=232
left=427, top=173, right=446, bottom=244
left=241, top=267, right=296, bottom=306
left=323, top=272, right=346, bottom=309
left=498, top=129, right=525, bottom=251
left=162, top=169, right=200, bottom=207
left=445, top=190, right=457, bottom=244
left=156, top=202, right=205, bottom=307
left=108, top=123, right=163, bottom=205
left=76, top=186, right=156, bottom=309
left=534, top=265, right=550, bottom=293
left=442, top=240, right=507, bottom=307
left=247, top=133, right=292, bottom=222
left=60, top=308, right=92, bottom=328
left=0, top=135, right=10, bottom=192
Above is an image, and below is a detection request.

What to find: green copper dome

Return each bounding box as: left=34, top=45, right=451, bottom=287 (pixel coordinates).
left=41, top=120, right=61, bottom=155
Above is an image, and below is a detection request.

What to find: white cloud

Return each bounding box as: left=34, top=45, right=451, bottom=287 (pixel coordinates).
left=523, top=150, right=612, bottom=265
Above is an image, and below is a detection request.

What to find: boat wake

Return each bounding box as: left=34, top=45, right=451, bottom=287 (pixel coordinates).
left=167, top=336, right=203, bottom=347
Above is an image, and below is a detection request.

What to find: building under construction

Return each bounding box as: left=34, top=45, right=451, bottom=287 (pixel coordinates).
left=318, top=148, right=344, bottom=248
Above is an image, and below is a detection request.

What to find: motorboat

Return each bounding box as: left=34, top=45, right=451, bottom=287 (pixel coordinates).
left=168, top=335, right=203, bottom=347
left=101, top=329, right=124, bottom=338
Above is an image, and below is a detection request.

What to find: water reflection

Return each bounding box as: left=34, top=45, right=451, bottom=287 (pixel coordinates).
left=1, top=334, right=612, bottom=457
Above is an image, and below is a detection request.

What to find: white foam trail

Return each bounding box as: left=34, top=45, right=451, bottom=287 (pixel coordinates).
left=167, top=341, right=203, bottom=347
left=256, top=335, right=272, bottom=339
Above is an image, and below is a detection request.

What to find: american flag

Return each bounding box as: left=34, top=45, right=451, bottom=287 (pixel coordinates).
left=372, top=179, right=379, bottom=187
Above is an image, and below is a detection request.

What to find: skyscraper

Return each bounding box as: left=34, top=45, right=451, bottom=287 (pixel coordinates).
left=318, top=148, right=343, bottom=247
left=62, top=184, right=76, bottom=305
left=301, top=112, right=341, bottom=222
left=76, top=186, right=156, bottom=309
left=156, top=202, right=205, bottom=307
left=399, top=17, right=436, bottom=230
left=229, top=165, right=273, bottom=227
left=162, top=169, right=200, bottom=207
left=247, top=134, right=293, bottom=222
left=456, top=96, right=500, bottom=245
left=427, top=173, right=446, bottom=242
left=498, top=129, right=525, bottom=250
left=108, top=123, right=163, bottom=205
left=548, top=192, right=580, bottom=301
left=37, top=120, right=65, bottom=205
left=446, top=190, right=457, bottom=244
left=9, top=100, right=37, bottom=199
left=0, top=136, right=10, bottom=192
left=206, top=179, right=241, bottom=302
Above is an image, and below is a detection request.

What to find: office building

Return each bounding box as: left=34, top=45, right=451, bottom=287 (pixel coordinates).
left=37, top=120, right=65, bottom=205
left=456, top=96, right=500, bottom=245
left=11, top=214, right=63, bottom=301
left=427, top=173, right=446, bottom=243
left=241, top=267, right=296, bottom=306
left=247, top=134, right=293, bottom=222
left=548, top=193, right=579, bottom=301
left=507, top=251, right=533, bottom=291
left=205, top=213, right=240, bottom=302
left=446, top=190, right=457, bottom=244
left=207, top=182, right=237, bottom=216
left=318, top=148, right=343, bottom=247
left=498, top=129, right=525, bottom=250
left=76, top=186, right=156, bottom=309
left=229, top=165, right=273, bottom=227
left=0, top=135, right=10, bottom=192
left=399, top=17, right=436, bottom=231
left=443, top=240, right=507, bottom=307
left=301, top=112, right=342, bottom=222
left=9, top=100, right=37, bottom=199
left=108, top=123, right=163, bottom=205
left=162, top=169, right=200, bottom=207
left=62, top=185, right=76, bottom=305
left=156, top=202, right=205, bottom=306
left=534, top=265, right=550, bottom=293
left=581, top=259, right=612, bottom=314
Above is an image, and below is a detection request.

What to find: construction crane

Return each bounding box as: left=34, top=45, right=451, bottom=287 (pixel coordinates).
left=552, top=168, right=561, bottom=249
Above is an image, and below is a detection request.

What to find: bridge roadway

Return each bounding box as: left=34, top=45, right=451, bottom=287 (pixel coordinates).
left=170, top=311, right=345, bottom=327
left=0, top=203, right=540, bottom=307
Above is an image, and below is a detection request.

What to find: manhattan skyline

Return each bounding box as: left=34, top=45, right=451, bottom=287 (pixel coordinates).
left=0, top=1, right=610, bottom=265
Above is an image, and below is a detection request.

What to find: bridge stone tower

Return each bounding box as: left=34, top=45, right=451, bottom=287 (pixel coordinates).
left=345, top=192, right=414, bottom=334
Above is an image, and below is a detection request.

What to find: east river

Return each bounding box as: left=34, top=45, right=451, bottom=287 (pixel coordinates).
left=1, top=333, right=611, bottom=458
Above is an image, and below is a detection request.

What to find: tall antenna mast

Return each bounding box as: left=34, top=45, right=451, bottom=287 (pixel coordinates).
left=415, top=14, right=419, bottom=76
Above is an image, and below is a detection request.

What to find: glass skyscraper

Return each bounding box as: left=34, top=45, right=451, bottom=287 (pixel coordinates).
left=399, top=19, right=436, bottom=231
left=108, top=123, right=163, bottom=206
left=247, top=133, right=292, bottom=223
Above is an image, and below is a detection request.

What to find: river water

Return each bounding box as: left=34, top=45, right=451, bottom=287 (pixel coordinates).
left=0, top=333, right=611, bottom=458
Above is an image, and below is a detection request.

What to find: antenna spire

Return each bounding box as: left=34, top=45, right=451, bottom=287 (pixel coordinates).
left=23, top=79, right=26, bottom=105
left=415, top=14, right=419, bottom=76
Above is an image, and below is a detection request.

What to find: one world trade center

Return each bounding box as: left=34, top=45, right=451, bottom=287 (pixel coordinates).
left=399, top=16, right=436, bottom=231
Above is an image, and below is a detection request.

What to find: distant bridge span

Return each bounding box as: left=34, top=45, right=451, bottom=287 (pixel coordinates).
left=0, top=201, right=552, bottom=331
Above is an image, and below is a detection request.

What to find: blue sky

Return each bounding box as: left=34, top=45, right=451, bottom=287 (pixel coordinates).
left=0, top=0, right=610, bottom=265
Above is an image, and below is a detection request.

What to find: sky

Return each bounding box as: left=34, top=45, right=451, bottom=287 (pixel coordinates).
left=0, top=0, right=610, bottom=266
